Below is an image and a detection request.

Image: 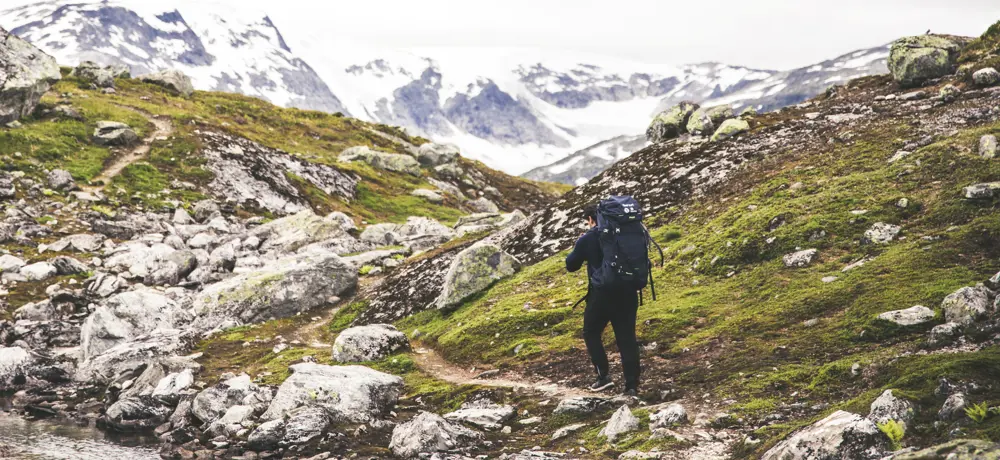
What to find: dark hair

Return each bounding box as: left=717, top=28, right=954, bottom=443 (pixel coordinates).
left=582, top=203, right=598, bottom=222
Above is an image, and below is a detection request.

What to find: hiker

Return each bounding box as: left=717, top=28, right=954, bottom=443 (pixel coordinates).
left=566, top=197, right=660, bottom=397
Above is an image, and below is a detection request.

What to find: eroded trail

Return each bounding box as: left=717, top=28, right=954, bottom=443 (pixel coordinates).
left=85, top=106, right=174, bottom=190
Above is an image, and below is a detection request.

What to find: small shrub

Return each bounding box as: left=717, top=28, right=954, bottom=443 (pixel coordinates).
left=966, top=402, right=991, bottom=423
left=359, top=265, right=376, bottom=275
left=877, top=419, right=905, bottom=450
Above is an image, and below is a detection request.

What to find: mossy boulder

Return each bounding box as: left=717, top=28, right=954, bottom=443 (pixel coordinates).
left=762, top=410, right=888, bottom=460
left=888, top=35, right=967, bottom=87
left=0, top=26, right=61, bottom=124
left=437, top=243, right=520, bottom=311
left=894, top=439, right=1000, bottom=459
left=140, top=69, right=194, bottom=97
left=710, top=118, right=750, bottom=142
left=646, top=101, right=699, bottom=143
left=686, top=105, right=735, bottom=135
left=332, top=324, right=410, bottom=362
left=340, top=146, right=421, bottom=176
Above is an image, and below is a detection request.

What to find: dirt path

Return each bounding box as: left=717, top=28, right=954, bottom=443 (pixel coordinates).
left=84, top=107, right=174, bottom=190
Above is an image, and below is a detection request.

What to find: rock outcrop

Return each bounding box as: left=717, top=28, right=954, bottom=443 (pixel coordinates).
left=389, top=411, right=483, bottom=458
left=646, top=101, right=698, bottom=143
left=0, top=26, right=61, bottom=124
left=888, top=35, right=967, bottom=87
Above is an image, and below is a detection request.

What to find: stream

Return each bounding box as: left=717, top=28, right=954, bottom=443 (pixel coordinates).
left=0, top=411, right=159, bottom=460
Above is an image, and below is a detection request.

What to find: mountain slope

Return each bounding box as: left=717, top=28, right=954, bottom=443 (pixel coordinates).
left=2, top=0, right=888, bottom=175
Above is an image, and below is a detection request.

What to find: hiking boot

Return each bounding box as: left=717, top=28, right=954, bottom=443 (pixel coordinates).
left=589, top=375, right=613, bottom=392
left=622, top=388, right=638, bottom=398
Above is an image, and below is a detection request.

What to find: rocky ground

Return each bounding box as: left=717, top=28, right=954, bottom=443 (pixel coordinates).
left=3, top=20, right=1000, bottom=460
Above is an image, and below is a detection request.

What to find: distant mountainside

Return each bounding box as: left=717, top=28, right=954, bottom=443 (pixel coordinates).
left=1, top=1, right=888, bottom=175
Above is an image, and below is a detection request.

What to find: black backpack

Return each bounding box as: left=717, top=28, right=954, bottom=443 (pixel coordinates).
left=575, top=196, right=664, bottom=307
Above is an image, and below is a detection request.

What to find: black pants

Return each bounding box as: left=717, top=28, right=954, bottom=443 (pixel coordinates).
left=583, top=287, right=640, bottom=389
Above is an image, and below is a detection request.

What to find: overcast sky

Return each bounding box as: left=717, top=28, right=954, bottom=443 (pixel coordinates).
left=7, top=0, right=1000, bottom=69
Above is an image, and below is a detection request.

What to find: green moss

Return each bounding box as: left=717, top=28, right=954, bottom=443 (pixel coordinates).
left=328, top=301, right=368, bottom=335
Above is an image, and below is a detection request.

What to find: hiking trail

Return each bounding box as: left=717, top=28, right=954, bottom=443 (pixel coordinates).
left=84, top=106, right=173, bottom=191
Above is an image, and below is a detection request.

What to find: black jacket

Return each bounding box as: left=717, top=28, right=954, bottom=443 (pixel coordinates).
left=566, top=227, right=602, bottom=280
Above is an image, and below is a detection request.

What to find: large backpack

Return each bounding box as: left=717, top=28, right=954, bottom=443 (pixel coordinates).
left=590, top=196, right=664, bottom=302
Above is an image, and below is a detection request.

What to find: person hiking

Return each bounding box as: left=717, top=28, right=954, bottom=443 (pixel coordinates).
left=566, top=197, right=659, bottom=396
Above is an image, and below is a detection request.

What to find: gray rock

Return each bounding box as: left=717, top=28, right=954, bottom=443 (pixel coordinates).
left=207, top=404, right=255, bottom=436
left=191, top=250, right=356, bottom=330
left=551, top=423, right=587, bottom=440
left=261, top=363, right=403, bottom=423
left=650, top=403, right=689, bottom=428
left=192, top=200, right=221, bottom=223
left=686, top=105, right=734, bottom=135
left=80, top=289, right=192, bottom=360
left=600, top=405, right=639, bottom=442
left=283, top=406, right=330, bottom=444
left=360, top=223, right=402, bottom=246
left=782, top=249, right=818, bottom=268
left=50, top=256, right=90, bottom=276
left=84, top=272, right=127, bottom=298
left=332, top=324, right=410, bottom=363
left=877, top=305, right=935, bottom=326
left=646, top=102, right=698, bottom=142
left=940, top=84, right=961, bottom=102
left=941, top=285, right=994, bottom=326
left=444, top=403, right=516, bottom=430
left=152, top=368, right=195, bottom=401
left=104, top=395, right=173, bottom=431
left=929, top=322, right=962, bottom=347
left=939, top=392, right=967, bottom=421
left=466, top=197, right=500, bottom=213
left=74, top=328, right=191, bottom=384
left=247, top=419, right=285, bottom=451
left=140, top=69, right=194, bottom=97
left=893, top=439, right=1000, bottom=460
left=979, top=135, right=998, bottom=159
left=0, top=346, right=34, bottom=390
left=973, top=67, right=1000, bottom=87
left=0, top=254, right=26, bottom=272
left=325, top=212, right=357, bottom=233
left=868, top=389, right=914, bottom=425
left=553, top=397, right=612, bottom=415
left=340, top=146, right=421, bottom=176
left=71, top=61, right=123, bottom=88
left=963, top=182, right=1000, bottom=199
left=19, top=262, right=56, bottom=281
left=251, top=210, right=352, bottom=255
left=0, top=26, right=61, bottom=124
left=437, top=243, right=520, bottom=311
left=761, top=410, right=888, bottom=460
left=389, top=411, right=483, bottom=458
left=172, top=208, right=195, bottom=225
left=710, top=118, right=750, bottom=142
left=47, top=233, right=106, bottom=253
left=887, top=35, right=966, bottom=87
left=862, top=222, right=901, bottom=244
left=412, top=188, right=445, bottom=203
left=93, top=121, right=138, bottom=146
left=46, top=169, right=75, bottom=191
left=192, top=373, right=268, bottom=425
left=13, top=300, right=57, bottom=321
left=416, top=143, right=460, bottom=166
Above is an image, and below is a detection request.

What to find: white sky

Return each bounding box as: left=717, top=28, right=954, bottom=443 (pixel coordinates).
left=5, top=0, right=1000, bottom=70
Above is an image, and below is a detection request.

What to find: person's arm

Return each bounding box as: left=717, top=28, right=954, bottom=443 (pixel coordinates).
left=565, top=231, right=591, bottom=272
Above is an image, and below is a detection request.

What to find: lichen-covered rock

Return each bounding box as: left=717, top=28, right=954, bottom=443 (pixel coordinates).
left=192, top=373, right=269, bottom=424
left=250, top=210, right=353, bottom=255
left=416, top=143, right=460, bottom=166
left=940, top=84, right=961, bottom=102
left=963, top=182, right=1000, bottom=199
left=646, top=101, right=698, bottom=142
left=46, top=169, right=75, bottom=191
left=929, top=321, right=962, bottom=347
left=283, top=407, right=331, bottom=444
left=104, top=395, right=173, bottom=431
left=191, top=250, right=356, bottom=330
left=332, top=324, right=410, bottom=362
left=75, top=328, right=193, bottom=384
left=782, top=249, right=817, bottom=268
left=761, top=410, right=888, bottom=460
left=650, top=403, right=689, bottom=428
left=938, top=392, right=967, bottom=421
left=862, top=222, right=901, bottom=244
left=19, top=262, right=56, bottom=281
left=600, top=405, right=639, bottom=442
left=437, top=243, right=520, bottom=311
left=941, top=284, right=994, bottom=326
left=444, top=403, right=516, bottom=430
left=412, top=188, right=444, bottom=203
left=0, top=26, right=61, bottom=124
left=973, top=67, right=1000, bottom=87
left=0, top=346, right=34, bottom=390
left=93, top=121, right=138, bottom=146
left=553, top=396, right=613, bottom=415
left=686, top=105, right=734, bottom=135
left=467, top=197, right=500, bottom=214
left=0, top=254, right=25, bottom=273
left=340, top=146, right=421, bottom=176
left=247, top=419, right=285, bottom=451
left=47, top=233, right=106, bottom=253
left=893, top=439, right=1000, bottom=459
left=80, top=289, right=192, bottom=360
left=71, top=61, right=127, bottom=88
left=877, top=305, right=935, bottom=326
left=389, top=411, right=483, bottom=458
left=140, top=69, right=194, bottom=97
left=888, top=35, right=966, bottom=87
left=710, top=118, right=750, bottom=142
left=979, top=135, right=998, bottom=159
left=261, top=363, right=403, bottom=423
left=868, top=389, right=914, bottom=425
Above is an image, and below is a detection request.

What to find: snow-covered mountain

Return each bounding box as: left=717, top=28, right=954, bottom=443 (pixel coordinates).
left=0, top=1, right=889, bottom=176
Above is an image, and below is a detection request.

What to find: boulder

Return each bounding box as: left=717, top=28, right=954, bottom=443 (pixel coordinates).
left=650, top=403, right=689, bottom=428
left=686, top=105, right=734, bottom=135
left=340, top=146, right=421, bottom=176
left=551, top=423, right=587, bottom=441
left=192, top=200, right=221, bottom=223
left=0, top=26, right=61, bottom=124
left=466, top=197, right=500, bottom=213
left=191, top=250, right=356, bottom=330
left=207, top=404, right=255, bottom=436
left=646, top=102, right=698, bottom=142
left=46, top=169, right=75, bottom=191
left=0, top=172, right=15, bottom=199
left=600, top=405, right=639, bottom=442
left=283, top=406, right=330, bottom=444
left=192, top=374, right=269, bottom=425
left=0, top=346, right=34, bottom=390
left=140, top=69, right=194, bottom=97
left=247, top=419, right=285, bottom=451
left=412, top=188, right=444, bottom=203
left=360, top=223, right=402, bottom=246
left=13, top=300, right=57, bottom=321
left=0, top=254, right=26, bottom=272
left=80, top=289, right=192, bottom=360
left=332, top=324, right=410, bottom=363
left=710, top=118, right=750, bottom=142
left=877, top=305, right=935, bottom=326
left=437, top=243, right=520, bottom=311
left=893, top=439, right=1000, bottom=460
left=761, top=410, right=888, bottom=460
left=47, top=233, right=106, bottom=253
left=19, top=262, right=57, bottom=281
left=71, top=61, right=127, bottom=88
left=862, top=222, right=901, bottom=244
left=940, top=84, right=962, bottom=102
left=782, top=249, right=818, bottom=268
left=444, top=403, right=516, bottom=430
left=104, top=395, right=173, bottom=431
left=261, top=363, right=403, bottom=423
left=868, top=390, right=914, bottom=426
left=980, top=135, right=998, bottom=159
left=416, top=143, right=460, bottom=166
left=84, top=272, right=127, bottom=298
left=938, top=392, right=967, bottom=421
left=144, top=250, right=198, bottom=285
left=963, top=182, right=1000, bottom=199
left=389, top=411, right=483, bottom=458
left=973, top=67, right=1000, bottom=87
left=941, top=284, right=994, bottom=325
left=50, top=256, right=89, bottom=275
left=152, top=368, right=195, bottom=402
left=93, top=121, right=138, bottom=146
left=929, top=322, right=962, bottom=347
left=250, top=210, right=352, bottom=255
left=75, top=328, right=192, bottom=383
left=888, top=35, right=967, bottom=87
left=553, top=397, right=613, bottom=415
